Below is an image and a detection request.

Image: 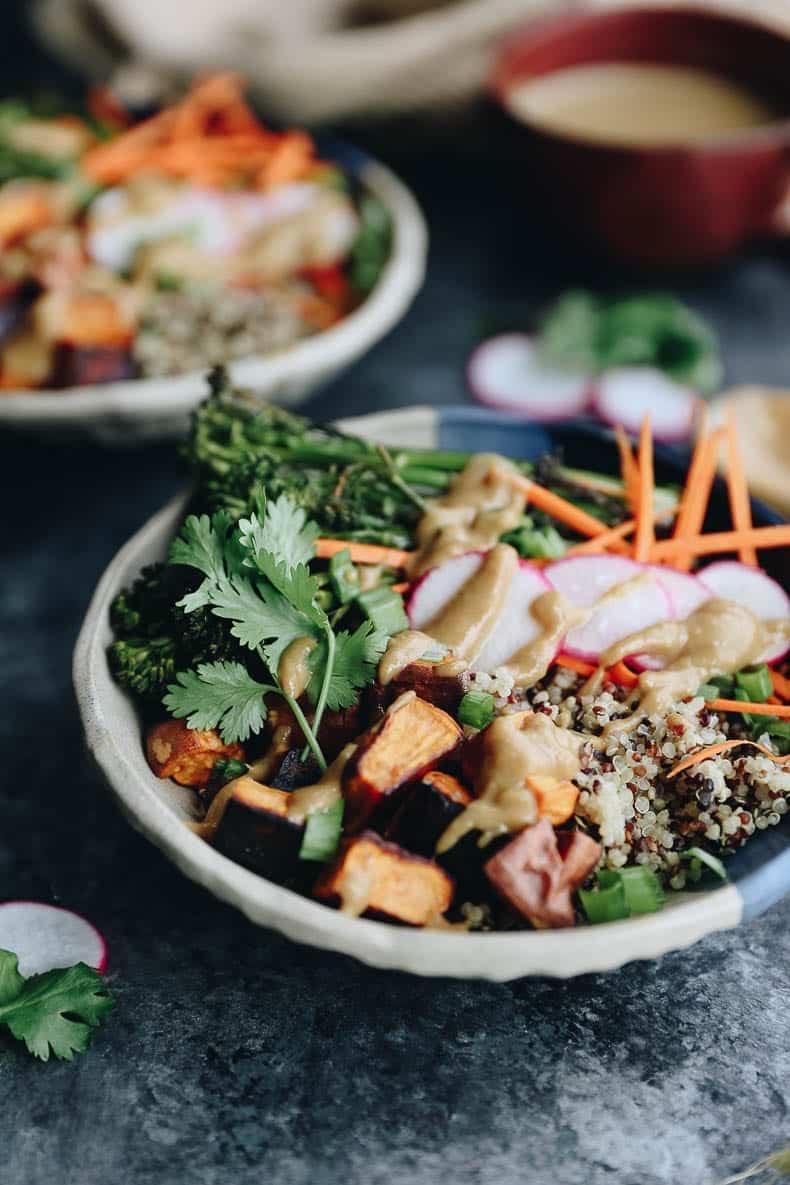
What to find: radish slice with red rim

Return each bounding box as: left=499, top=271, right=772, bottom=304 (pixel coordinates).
left=593, top=367, right=698, bottom=443
left=407, top=551, right=483, bottom=629
left=630, top=567, right=712, bottom=671
left=696, top=561, right=790, bottom=664
left=472, top=560, right=553, bottom=672
left=0, top=902, right=107, bottom=977
left=545, top=555, right=673, bottom=664
left=467, top=334, right=592, bottom=420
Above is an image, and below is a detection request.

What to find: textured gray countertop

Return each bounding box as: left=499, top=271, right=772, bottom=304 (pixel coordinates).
left=1, top=20, right=789, bottom=1179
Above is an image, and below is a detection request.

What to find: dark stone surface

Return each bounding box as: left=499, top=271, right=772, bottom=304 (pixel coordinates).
left=1, top=12, right=789, bottom=1185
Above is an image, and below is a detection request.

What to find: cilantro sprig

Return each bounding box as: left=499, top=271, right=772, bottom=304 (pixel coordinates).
left=164, top=493, right=388, bottom=769
left=0, top=950, right=113, bottom=1062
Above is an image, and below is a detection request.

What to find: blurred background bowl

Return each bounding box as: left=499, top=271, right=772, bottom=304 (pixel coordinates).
left=492, top=4, right=790, bottom=268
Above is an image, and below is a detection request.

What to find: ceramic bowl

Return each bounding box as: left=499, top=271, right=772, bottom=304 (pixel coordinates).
left=0, top=148, right=427, bottom=444
left=73, top=406, right=790, bottom=979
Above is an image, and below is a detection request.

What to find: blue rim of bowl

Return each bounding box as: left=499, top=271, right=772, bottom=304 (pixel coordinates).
left=435, top=406, right=789, bottom=922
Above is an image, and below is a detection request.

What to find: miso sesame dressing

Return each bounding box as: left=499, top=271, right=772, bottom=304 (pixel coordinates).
left=592, top=599, right=790, bottom=734
left=378, top=629, right=437, bottom=685
left=277, top=636, right=317, bottom=699
left=411, top=453, right=526, bottom=576
left=436, top=712, right=584, bottom=852
left=286, top=743, right=356, bottom=824
left=423, top=543, right=518, bottom=664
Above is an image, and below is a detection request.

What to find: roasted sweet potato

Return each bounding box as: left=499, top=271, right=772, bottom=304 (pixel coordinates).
left=146, top=720, right=244, bottom=789
left=387, top=771, right=471, bottom=858
left=50, top=342, right=136, bottom=387
left=213, top=775, right=306, bottom=885
left=485, top=820, right=601, bottom=928
left=525, top=775, right=579, bottom=826
left=385, top=661, right=472, bottom=714
left=314, top=831, right=454, bottom=926
left=343, top=696, right=462, bottom=833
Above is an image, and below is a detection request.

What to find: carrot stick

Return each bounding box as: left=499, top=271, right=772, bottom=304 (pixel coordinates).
left=634, top=415, right=655, bottom=563
left=668, top=426, right=724, bottom=571
left=724, top=404, right=757, bottom=566
left=553, top=654, right=637, bottom=687
left=497, top=470, right=627, bottom=547
left=650, top=523, right=790, bottom=562
left=554, top=654, right=595, bottom=677
left=607, top=661, right=640, bottom=689
left=770, top=669, right=790, bottom=702
left=315, top=539, right=412, bottom=568
left=614, top=425, right=640, bottom=516
left=667, top=738, right=790, bottom=778
left=563, top=519, right=636, bottom=556
left=704, top=699, right=790, bottom=718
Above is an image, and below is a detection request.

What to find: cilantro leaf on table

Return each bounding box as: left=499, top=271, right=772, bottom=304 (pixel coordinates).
left=238, top=494, right=319, bottom=573
left=0, top=951, right=113, bottom=1062
left=164, top=661, right=272, bottom=742
left=307, top=622, right=388, bottom=711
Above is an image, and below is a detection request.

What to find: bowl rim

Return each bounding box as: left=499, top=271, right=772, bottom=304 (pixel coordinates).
left=490, top=3, right=790, bottom=156
left=0, top=149, right=427, bottom=428
left=72, top=404, right=790, bottom=979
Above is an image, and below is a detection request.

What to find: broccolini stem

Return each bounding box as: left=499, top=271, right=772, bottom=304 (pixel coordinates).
left=376, top=445, right=428, bottom=512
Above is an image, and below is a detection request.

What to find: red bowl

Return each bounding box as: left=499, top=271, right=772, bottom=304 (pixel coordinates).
left=491, top=6, right=790, bottom=268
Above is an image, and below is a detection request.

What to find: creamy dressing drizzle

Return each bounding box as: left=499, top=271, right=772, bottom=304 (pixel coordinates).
left=277, top=636, right=317, bottom=699
left=425, top=543, right=518, bottom=664
left=286, top=742, right=356, bottom=824
left=503, top=591, right=587, bottom=686
left=378, top=630, right=436, bottom=686
left=436, top=712, right=584, bottom=853
left=411, top=453, right=526, bottom=576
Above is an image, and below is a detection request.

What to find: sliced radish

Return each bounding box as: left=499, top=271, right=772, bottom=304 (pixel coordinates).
left=407, top=551, right=483, bottom=629
left=593, top=367, right=698, bottom=442
left=473, top=560, right=552, bottom=671
left=697, top=561, right=790, bottom=664
left=630, top=566, right=712, bottom=671
left=0, top=902, right=107, bottom=977
left=467, top=334, right=591, bottom=420
left=545, top=555, right=672, bottom=663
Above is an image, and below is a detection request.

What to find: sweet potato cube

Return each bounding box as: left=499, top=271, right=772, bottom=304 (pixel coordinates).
left=343, top=696, right=462, bottom=832
left=387, top=771, right=472, bottom=857
left=525, top=774, right=579, bottom=826
left=146, top=720, right=244, bottom=789
left=314, top=832, right=454, bottom=926
left=50, top=342, right=135, bottom=387
left=386, top=661, right=471, bottom=714
left=213, top=776, right=306, bottom=885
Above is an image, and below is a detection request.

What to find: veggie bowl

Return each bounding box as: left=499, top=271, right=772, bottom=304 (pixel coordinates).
left=0, top=79, right=426, bottom=442
left=74, top=384, right=790, bottom=979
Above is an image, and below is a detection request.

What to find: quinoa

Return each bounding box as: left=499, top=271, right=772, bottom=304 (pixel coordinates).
left=517, top=670, right=790, bottom=889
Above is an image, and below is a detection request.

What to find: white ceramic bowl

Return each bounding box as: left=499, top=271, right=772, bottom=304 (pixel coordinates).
left=73, top=406, right=747, bottom=979
left=0, top=156, right=427, bottom=444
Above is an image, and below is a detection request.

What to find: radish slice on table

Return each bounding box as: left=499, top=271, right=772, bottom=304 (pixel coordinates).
left=467, top=334, right=591, bottom=420
left=473, top=561, right=553, bottom=672
left=545, top=555, right=673, bottom=663
left=407, top=551, right=483, bottom=629
left=593, top=368, right=698, bottom=442
left=630, top=567, right=712, bottom=671
left=696, top=561, right=790, bottom=664
left=0, top=902, right=107, bottom=977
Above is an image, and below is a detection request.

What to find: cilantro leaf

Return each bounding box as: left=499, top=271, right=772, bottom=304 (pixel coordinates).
left=307, top=622, right=388, bottom=711
left=169, top=512, right=229, bottom=584
left=238, top=494, right=318, bottom=574
left=0, top=951, right=113, bottom=1062
left=164, top=661, right=271, bottom=742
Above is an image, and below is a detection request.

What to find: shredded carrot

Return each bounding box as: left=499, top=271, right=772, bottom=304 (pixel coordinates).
left=315, top=539, right=412, bottom=568
left=667, top=739, right=790, bottom=779
left=650, top=524, right=790, bottom=563
left=704, top=699, right=790, bottom=718
left=669, top=425, right=725, bottom=571
left=563, top=519, right=636, bottom=556
left=553, top=654, right=638, bottom=688
left=634, top=415, right=655, bottom=563
left=724, top=403, right=757, bottom=566
left=607, top=661, right=639, bottom=689
left=497, top=470, right=627, bottom=549
left=391, top=582, right=410, bottom=594
left=770, top=669, right=790, bottom=702
left=554, top=653, right=595, bottom=677
left=257, top=131, right=314, bottom=188
left=614, top=425, right=640, bottom=516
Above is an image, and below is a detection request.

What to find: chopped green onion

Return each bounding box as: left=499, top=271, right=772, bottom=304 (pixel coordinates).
left=598, top=866, right=665, bottom=914
left=708, top=673, right=736, bottom=695
left=735, top=664, right=772, bottom=703
left=299, top=798, right=344, bottom=862
left=156, top=271, right=183, bottom=291
left=419, top=644, right=449, bottom=663
left=328, top=548, right=359, bottom=605
left=209, top=756, right=248, bottom=791
left=578, top=880, right=629, bottom=924
left=501, top=522, right=567, bottom=560
left=679, top=847, right=727, bottom=882
left=357, top=586, right=408, bottom=635
left=734, top=686, right=765, bottom=730
left=696, top=683, right=722, bottom=701
left=458, top=691, right=495, bottom=730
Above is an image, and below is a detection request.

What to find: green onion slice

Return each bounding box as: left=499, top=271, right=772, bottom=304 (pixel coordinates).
left=735, top=664, right=772, bottom=704
left=578, top=881, right=629, bottom=924
left=679, top=847, right=727, bottom=882
left=598, top=866, right=665, bottom=914
left=357, top=586, right=409, bottom=636
left=458, top=690, right=495, bottom=730
left=328, top=548, right=359, bottom=605
left=299, top=798, right=344, bottom=863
